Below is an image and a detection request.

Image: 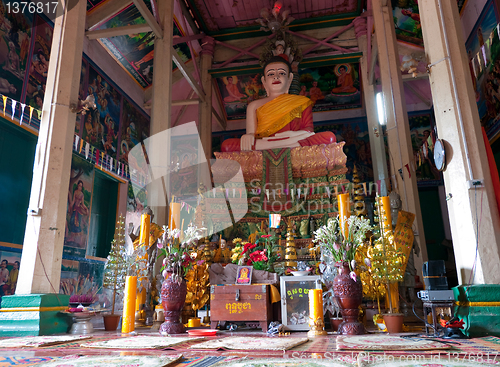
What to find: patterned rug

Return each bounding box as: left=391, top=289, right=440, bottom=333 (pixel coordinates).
left=82, top=336, right=204, bottom=349
left=210, top=357, right=357, bottom=367
left=0, top=335, right=92, bottom=348
left=190, top=337, right=310, bottom=351
left=178, top=356, right=242, bottom=367
left=0, top=356, right=58, bottom=367
left=34, top=354, right=183, bottom=367
left=358, top=356, right=500, bottom=366
left=336, top=335, right=451, bottom=351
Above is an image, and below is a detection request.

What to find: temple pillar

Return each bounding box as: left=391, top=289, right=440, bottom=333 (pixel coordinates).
left=0, top=0, right=86, bottom=336
left=354, top=16, right=390, bottom=196
left=419, top=0, right=500, bottom=283
left=148, top=0, right=174, bottom=226
left=372, top=0, right=428, bottom=268
left=17, top=0, right=86, bottom=295
left=198, top=37, right=215, bottom=192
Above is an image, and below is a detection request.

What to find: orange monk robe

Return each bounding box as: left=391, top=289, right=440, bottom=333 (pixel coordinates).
left=331, top=73, right=357, bottom=94
left=309, top=87, right=324, bottom=104
left=224, top=83, right=246, bottom=102
left=221, top=94, right=335, bottom=152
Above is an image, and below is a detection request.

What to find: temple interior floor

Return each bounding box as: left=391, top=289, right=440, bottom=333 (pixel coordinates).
left=1, top=323, right=500, bottom=367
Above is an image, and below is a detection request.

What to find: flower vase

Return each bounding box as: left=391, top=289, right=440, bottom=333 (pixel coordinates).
left=332, top=264, right=364, bottom=335
left=159, top=273, right=187, bottom=335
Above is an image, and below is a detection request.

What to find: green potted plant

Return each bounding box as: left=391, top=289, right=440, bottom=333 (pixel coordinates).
left=102, top=215, right=128, bottom=331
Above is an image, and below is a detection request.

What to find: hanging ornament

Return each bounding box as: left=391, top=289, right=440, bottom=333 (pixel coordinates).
left=29, top=106, right=34, bottom=124
left=74, top=135, right=80, bottom=151
left=2, top=96, right=7, bottom=115
left=325, top=186, right=331, bottom=198
left=233, top=188, right=235, bottom=198
left=110, top=157, right=113, bottom=172
left=85, top=142, right=90, bottom=159
left=11, top=100, right=16, bottom=119
left=37, top=110, right=42, bottom=120
left=79, top=138, right=83, bottom=153
left=20, top=103, right=25, bottom=124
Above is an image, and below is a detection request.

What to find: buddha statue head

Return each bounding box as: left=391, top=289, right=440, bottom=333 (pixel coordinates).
left=261, top=56, right=294, bottom=97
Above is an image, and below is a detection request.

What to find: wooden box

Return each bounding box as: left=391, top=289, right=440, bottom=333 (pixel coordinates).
left=210, top=284, right=272, bottom=331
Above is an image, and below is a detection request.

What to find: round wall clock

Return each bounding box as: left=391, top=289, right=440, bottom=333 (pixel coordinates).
left=433, top=139, right=446, bottom=171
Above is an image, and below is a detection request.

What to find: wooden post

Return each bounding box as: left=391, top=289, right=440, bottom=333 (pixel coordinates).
left=148, top=0, right=174, bottom=227
left=419, top=0, right=500, bottom=283
left=373, top=0, right=428, bottom=271
left=17, top=0, right=87, bottom=294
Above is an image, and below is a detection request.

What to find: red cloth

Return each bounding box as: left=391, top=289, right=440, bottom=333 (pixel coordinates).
left=221, top=106, right=336, bottom=152
left=482, top=126, right=500, bottom=217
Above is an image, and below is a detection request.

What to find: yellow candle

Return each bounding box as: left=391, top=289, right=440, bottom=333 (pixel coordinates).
left=379, top=196, right=392, bottom=233
left=309, top=289, right=323, bottom=325
left=122, top=276, right=137, bottom=333
left=169, top=203, right=181, bottom=230
left=337, top=193, right=351, bottom=239
left=139, top=214, right=150, bottom=248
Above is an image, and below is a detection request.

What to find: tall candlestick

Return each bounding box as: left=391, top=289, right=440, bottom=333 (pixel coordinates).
left=308, top=289, right=327, bottom=336
left=169, top=202, right=181, bottom=230
left=337, top=193, right=351, bottom=239
left=122, top=276, right=137, bottom=333
left=139, top=214, right=150, bottom=248
left=378, top=196, right=392, bottom=234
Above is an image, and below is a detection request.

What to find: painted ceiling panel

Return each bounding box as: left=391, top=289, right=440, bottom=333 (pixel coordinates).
left=189, top=0, right=360, bottom=32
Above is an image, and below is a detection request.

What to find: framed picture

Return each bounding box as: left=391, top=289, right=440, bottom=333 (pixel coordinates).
left=280, top=275, right=322, bottom=331
left=236, top=266, right=253, bottom=285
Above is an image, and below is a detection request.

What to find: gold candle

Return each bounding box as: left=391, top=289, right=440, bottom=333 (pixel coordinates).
left=139, top=214, right=150, bottom=248
left=122, top=275, right=137, bottom=333
left=169, top=202, right=181, bottom=230
left=337, top=193, right=351, bottom=239
left=378, top=196, right=392, bottom=233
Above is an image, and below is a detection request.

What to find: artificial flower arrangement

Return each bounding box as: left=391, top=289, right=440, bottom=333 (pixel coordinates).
left=232, top=234, right=280, bottom=273
left=313, top=216, right=372, bottom=282
left=157, top=224, right=205, bottom=284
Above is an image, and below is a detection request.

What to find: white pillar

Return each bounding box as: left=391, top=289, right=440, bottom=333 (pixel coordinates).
left=419, top=0, right=500, bottom=283
left=372, top=0, right=428, bottom=266
left=354, top=16, right=390, bottom=196
left=17, top=0, right=87, bottom=294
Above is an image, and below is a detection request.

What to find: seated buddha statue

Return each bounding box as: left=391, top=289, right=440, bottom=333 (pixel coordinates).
left=221, top=56, right=336, bottom=152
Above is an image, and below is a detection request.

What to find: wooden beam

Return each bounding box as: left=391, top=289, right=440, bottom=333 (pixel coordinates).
left=172, top=99, right=200, bottom=106
left=144, top=61, right=196, bottom=102
left=132, top=0, right=163, bottom=39
left=87, top=0, right=132, bottom=30
left=212, top=107, right=226, bottom=131
left=173, top=33, right=205, bottom=45
left=172, top=90, right=196, bottom=127
left=404, top=82, right=432, bottom=107
left=86, top=24, right=151, bottom=39
left=172, top=48, right=206, bottom=102
left=212, top=82, right=227, bottom=130
left=178, top=0, right=200, bottom=35
left=369, top=37, right=378, bottom=85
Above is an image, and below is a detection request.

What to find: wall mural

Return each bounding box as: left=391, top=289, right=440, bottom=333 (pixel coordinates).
left=81, top=66, right=122, bottom=158
left=408, top=113, right=442, bottom=185
left=120, top=98, right=150, bottom=164
left=465, top=0, right=500, bottom=141
left=392, top=0, right=422, bottom=46
left=96, top=1, right=192, bottom=88
left=64, top=155, right=94, bottom=258
left=215, top=62, right=361, bottom=121
left=0, top=0, right=32, bottom=102
left=75, top=60, right=88, bottom=136
left=26, top=16, right=52, bottom=111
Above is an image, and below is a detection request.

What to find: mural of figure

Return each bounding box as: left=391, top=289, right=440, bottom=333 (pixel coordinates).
left=4, top=41, right=20, bottom=76
left=309, top=81, right=324, bottom=104
left=0, top=260, right=9, bottom=296
left=6, top=261, right=19, bottom=295
left=223, top=76, right=246, bottom=102
left=299, top=85, right=308, bottom=96
left=0, top=77, right=16, bottom=95
left=67, top=180, right=89, bottom=246
left=331, top=64, right=357, bottom=94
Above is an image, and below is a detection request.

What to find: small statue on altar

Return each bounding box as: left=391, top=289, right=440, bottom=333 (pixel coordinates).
left=221, top=56, right=336, bottom=152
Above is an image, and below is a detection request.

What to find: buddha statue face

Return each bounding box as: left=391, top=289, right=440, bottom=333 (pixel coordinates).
left=261, top=61, right=293, bottom=96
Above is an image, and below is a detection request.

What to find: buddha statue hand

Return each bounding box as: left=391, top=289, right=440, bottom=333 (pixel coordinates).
left=240, top=133, right=255, bottom=151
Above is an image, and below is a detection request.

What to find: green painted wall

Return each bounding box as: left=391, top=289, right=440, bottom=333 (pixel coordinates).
left=0, top=119, right=37, bottom=245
